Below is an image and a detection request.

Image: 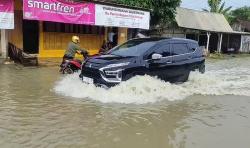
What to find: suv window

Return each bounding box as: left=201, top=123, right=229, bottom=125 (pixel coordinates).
left=172, top=43, right=190, bottom=55
left=108, top=40, right=157, bottom=57
left=154, top=44, right=171, bottom=57
left=189, top=43, right=199, bottom=52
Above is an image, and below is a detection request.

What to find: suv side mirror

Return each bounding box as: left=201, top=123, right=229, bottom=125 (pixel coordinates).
left=152, top=53, right=162, bottom=60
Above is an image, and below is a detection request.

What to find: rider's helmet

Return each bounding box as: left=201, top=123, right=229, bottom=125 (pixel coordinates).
left=72, top=36, right=80, bottom=44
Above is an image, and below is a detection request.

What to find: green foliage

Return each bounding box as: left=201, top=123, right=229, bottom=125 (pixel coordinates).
left=116, top=0, right=181, bottom=27
left=209, top=53, right=224, bottom=59
left=203, top=0, right=232, bottom=15
left=229, top=6, right=250, bottom=23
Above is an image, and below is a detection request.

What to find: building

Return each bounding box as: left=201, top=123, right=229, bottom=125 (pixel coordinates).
left=231, top=20, right=250, bottom=53
left=232, top=20, right=250, bottom=32
left=0, top=0, right=150, bottom=58
left=151, top=7, right=250, bottom=53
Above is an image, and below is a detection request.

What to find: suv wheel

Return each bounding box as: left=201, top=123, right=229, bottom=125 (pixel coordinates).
left=176, top=71, right=190, bottom=82
left=198, top=64, right=205, bottom=74
left=123, top=72, right=144, bottom=81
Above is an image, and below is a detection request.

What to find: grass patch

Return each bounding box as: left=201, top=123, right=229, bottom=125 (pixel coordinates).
left=208, top=52, right=224, bottom=59
left=207, top=52, right=250, bottom=59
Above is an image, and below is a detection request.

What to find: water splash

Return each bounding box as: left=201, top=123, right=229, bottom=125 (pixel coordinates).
left=54, top=62, right=250, bottom=104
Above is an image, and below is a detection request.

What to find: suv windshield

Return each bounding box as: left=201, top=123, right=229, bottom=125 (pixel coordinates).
left=107, top=39, right=157, bottom=57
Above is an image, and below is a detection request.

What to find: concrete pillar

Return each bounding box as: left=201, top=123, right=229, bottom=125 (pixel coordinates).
left=218, top=33, right=223, bottom=53
left=39, top=21, right=43, bottom=56
left=118, top=28, right=127, bottom=45
left=240, top=35, right=243, bottom=53
left=206, top=32, right=211, bottom=52
left=227, top=34, right=230, bottom=51
left=0, top=29, right=8, bottom=58
left=104, top=27, right=108, bottom=42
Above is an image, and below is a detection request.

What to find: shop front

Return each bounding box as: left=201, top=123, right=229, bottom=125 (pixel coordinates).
left=7, top=0, right=150, bottom=58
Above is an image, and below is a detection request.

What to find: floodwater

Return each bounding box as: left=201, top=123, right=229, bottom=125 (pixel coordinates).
left=1, top=56, right=250, bottom=148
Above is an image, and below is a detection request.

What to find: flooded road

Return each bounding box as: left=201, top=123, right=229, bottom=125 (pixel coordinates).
left=1, top=57, right=250, bottom=148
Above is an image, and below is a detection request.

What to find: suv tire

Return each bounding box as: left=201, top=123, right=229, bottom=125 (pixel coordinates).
left=198, top=64, right=205, bottom=74
left=177, top=71, right=190, bottom=82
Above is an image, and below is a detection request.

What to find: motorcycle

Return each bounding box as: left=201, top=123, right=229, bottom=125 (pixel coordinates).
left=59, top=46, right=112, bottom=74
left=59, top=51, right=89, bottom=74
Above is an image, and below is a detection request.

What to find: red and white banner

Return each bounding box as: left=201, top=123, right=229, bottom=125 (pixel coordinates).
left=23, top=0, right=150, bottom=29
left=0, top=0, right=14, bottom=29
left=95, top=4, right=150, bottom=30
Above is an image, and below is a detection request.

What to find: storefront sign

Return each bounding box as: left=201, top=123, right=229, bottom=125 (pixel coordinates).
left=0, top=0, right=14, bottom=29
left=95, top=4, right=150, bottom=30
left=23, top=0, right=95, bottom=25
left=23, top=0, right=150, bottom=29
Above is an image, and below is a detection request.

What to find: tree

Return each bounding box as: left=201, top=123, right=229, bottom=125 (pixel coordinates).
left=229, top=6, right=250, bottom=23
left=116, top=0, right=181, bottom=28
left=203, top=0, right=232, bottom=15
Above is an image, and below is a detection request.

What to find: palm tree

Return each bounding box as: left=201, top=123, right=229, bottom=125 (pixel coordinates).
left=203, top=0, right=232, bottom=15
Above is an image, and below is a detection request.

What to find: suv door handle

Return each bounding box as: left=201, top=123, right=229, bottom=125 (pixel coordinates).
left=166, top=61, right=172, bottom=64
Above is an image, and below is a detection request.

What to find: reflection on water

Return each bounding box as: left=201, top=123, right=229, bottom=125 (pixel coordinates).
left=0, top=57, right=250, bottom=148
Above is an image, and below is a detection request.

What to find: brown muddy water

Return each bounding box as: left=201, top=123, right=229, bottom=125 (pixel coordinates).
left=0, top=57, right=250, bottom=148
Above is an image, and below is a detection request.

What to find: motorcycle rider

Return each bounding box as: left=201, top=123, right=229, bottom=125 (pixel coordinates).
left=61, top=36, right=88, bottom=66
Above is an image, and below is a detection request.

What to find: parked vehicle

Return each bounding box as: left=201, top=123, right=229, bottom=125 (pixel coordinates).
left=79, top=38, right=205, bottom=88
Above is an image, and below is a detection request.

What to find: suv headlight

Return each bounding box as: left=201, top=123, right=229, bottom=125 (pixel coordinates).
left=99, top=63, right=130, bottom=83
left=105, top=69, right=123, bottom=77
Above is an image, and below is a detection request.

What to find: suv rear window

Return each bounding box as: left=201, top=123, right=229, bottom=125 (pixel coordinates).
left=172, top=43, right=189, bottom=55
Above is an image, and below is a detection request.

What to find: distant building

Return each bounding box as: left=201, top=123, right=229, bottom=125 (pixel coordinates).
left=232, top=20, right=250, bottom=32
left=151, top=7, right=250, bottom=53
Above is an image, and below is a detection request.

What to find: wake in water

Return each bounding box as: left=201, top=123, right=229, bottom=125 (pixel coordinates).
left=54, top=59, right=250, bottom=104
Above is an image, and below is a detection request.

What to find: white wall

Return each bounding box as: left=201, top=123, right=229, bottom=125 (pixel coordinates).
left=0, top=29, right=8, bottom=58
left=241, top=35, right=250, bottom=53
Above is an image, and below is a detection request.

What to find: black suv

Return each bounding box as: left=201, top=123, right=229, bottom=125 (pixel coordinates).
left=80, top=38, right=205, bottom=88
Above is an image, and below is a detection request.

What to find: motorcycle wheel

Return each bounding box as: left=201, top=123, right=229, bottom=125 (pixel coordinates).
left=63, top=67, right=74, bottom=74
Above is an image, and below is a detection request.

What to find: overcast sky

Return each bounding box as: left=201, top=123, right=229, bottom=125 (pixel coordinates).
left=181, top=0, right=250, bottom=10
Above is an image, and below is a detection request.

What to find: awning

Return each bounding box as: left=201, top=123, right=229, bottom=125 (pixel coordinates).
left=176, top=7, right=233, bottom=33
